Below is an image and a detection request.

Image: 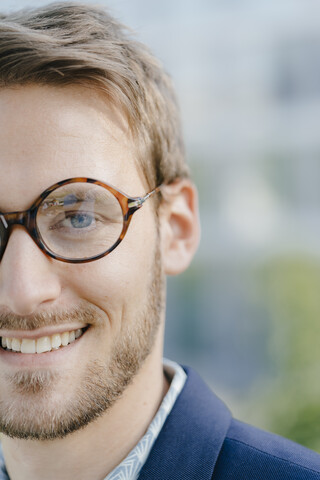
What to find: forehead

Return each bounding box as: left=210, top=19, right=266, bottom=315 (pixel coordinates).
left=0, top=85, right=145, bottom=209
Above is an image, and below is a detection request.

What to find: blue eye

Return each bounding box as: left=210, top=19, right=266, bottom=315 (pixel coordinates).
left=69, top=213, right=94, bottom=229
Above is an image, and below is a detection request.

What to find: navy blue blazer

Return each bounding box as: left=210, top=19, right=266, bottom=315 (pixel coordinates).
left=139, top=366, right=320, bottom=479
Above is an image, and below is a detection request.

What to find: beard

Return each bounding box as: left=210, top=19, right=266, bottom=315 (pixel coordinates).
left=0, top=244, right=164, bottom=441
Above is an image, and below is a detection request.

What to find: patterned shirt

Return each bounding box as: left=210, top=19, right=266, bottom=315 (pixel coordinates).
left=0, top=359, right=186, bottom=480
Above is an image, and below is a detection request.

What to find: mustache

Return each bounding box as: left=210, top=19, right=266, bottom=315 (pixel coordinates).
left=0, top=305, right=102, bottom=331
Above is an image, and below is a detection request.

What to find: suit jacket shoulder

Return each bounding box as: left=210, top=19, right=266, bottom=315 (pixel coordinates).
left=215, top=418, right=320, bottom=479
left=138, top=366, right=320, bottom=480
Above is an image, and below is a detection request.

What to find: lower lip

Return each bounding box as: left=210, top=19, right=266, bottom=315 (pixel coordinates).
left=0, top=331, right=87, bottom=368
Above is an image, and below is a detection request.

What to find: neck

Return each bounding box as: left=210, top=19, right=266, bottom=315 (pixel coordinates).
left=1, top=333, right=169, bottom=480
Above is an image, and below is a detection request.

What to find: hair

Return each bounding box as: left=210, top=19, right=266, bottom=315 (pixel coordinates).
left=0, top=2, right=189, bottom=189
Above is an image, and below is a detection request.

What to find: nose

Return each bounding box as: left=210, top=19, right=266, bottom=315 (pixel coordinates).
left=0, top=227, right=61, bottom=316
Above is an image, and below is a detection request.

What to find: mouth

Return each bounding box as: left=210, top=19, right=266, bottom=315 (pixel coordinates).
left=0, top=327, right=88, bottom=354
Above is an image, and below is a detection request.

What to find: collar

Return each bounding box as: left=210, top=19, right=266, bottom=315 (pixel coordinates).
left=105, top=359, right=187, bottom=480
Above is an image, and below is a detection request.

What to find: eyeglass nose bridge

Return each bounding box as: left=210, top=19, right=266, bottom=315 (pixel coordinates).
left=0, top=210, right=30, bottom=228
left=0, top=210, right=37, bottom=259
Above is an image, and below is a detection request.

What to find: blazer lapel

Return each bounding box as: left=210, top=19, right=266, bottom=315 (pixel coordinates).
left=138, top=366, right=232, bottom=480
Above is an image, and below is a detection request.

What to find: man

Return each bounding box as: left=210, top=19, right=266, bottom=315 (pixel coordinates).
left=0, top=2, right=318, bottom=479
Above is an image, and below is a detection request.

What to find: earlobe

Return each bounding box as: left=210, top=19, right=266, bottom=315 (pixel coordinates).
left=160, top=179, right=200, bottom=276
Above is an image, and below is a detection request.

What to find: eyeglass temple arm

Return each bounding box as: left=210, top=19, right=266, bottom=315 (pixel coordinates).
left=127, top=185, right=163, bottom=211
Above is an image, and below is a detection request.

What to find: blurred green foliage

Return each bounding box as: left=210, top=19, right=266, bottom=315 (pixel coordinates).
left=247, top=256, right=320, bottom=452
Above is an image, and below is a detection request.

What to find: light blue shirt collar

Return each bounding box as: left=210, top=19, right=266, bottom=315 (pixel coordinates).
left=104, top=359, right=186, bottom=480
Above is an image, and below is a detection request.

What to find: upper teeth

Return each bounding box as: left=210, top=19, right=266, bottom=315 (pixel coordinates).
left=1, top=328, right=83, bottom=354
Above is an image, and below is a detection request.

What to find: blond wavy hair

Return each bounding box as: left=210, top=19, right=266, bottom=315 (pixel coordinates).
left=0, top=2, right=189, bottom=188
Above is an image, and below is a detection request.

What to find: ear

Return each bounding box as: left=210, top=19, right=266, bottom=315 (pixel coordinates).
left=160, top=179, right=200, bottom=276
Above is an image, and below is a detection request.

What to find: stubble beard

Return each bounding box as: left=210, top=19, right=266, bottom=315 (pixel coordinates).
left=0, top=245, right=164, bottom=441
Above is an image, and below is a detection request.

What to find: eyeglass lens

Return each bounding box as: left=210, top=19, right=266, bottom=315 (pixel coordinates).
left=36, top=182, right=124, bottom=260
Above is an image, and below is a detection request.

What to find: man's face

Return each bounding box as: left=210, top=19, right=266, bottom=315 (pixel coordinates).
left=0, top=85, right=164, bottom=440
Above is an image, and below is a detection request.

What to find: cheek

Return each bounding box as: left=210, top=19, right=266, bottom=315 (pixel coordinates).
left=58, top=241, right=155, bottom=317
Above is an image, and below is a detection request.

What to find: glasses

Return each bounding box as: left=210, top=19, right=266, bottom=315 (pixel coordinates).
left=0, top=177, right=162, bottom=264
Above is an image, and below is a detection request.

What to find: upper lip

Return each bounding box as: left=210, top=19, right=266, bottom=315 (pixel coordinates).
left=0, top=324, right=88, bottom=340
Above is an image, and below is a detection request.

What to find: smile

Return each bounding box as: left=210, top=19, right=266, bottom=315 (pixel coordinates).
left=0, top=328, right=85, bottom=354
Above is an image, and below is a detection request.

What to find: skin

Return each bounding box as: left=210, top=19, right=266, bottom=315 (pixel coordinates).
left=0, top=85, right=200, bottom=480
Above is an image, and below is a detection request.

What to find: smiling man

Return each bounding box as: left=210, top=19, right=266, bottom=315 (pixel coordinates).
left=0, top=3, right=319, bottom=480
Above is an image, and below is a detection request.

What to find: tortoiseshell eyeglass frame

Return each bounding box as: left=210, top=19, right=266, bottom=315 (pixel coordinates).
left=0, top=177, right=162, bottom=264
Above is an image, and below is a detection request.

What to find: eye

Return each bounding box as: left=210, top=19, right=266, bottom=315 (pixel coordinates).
left=47, top=210, right=98, bottom=233
left=67, top=212, right=94, bottom=229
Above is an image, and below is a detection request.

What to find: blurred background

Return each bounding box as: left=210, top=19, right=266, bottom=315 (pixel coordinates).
left=3, top=0, right=320, bottom=452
